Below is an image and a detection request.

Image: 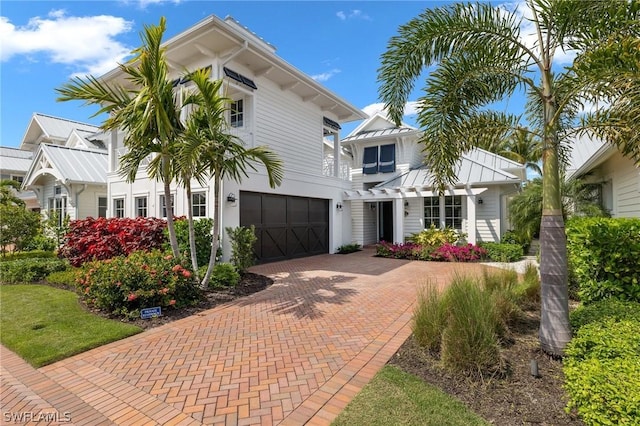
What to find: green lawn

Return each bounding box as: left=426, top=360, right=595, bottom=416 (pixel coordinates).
left=332, top=365, right=488, bottom=426
left=0, top=285, right=142, bottom=367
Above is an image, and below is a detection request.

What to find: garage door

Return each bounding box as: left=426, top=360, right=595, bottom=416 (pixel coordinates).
left=240, top=191, right=329, bottom=263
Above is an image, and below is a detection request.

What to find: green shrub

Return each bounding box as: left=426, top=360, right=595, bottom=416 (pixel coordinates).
left=564, top=319, right=640, bottom=425
left=336, top=243, right=362, bottom=254
left=501, top=230, right=531, bottom=251
left=479, top=242, right=523, bottom=262
left=440, top=276, right=501, bottom=374
left=0, top=204, right=41, bottom=253
left=408, top=225, right=461, bottom=247
left=226, top=226, right=257, bottom=273
left=570, top=299, right=640, bottom=332
left=78, top=250, right=201, bottom=318
left=0, top=258, right=69, bottom=284
left=481, top=268, right=523, bottom=334
left=22, top=234, right=57, bottom=252
left=566, top=217, right=640, bottom=303
left=46, top=269, right=80, bottom=286
left=516, top=263, right=541, bottom=308
left=0, top=250, right=56, bottom=262
left=210, top=263, right=240, bottom=288
left=165, top=218, right=213, bottom=267
left=413, top=283, right=448, bottom=353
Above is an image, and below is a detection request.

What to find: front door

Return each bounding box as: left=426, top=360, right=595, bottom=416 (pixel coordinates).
left=379, top=201, right=394, bottom=242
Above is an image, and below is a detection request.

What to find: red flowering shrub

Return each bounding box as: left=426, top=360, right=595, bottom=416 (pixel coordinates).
left=77, top=250, right=201, bottom=318
left=430, top=243, right=487, bottom=262
left=59, top=217, right=168, bottom=266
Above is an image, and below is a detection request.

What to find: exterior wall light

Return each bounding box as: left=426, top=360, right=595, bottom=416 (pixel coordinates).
left=227, top=193, right=236, bottom=203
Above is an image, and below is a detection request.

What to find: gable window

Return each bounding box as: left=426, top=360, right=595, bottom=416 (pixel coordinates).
left=135, top=196, right=148, bottom=217
left=379, top=144, right=396, bottom=173
left=159, top=194, right=175, bottom=218
left=192, top=192, right=207, bottom=217
left=113, top=198, right=125, bottom=218
left=363, top=146, right=379, bottom=174
left=230, top=99, right=244, bottom=128
left=424, top=195, right=463, bottom=230
left=98, top=197, right=107, bottom=218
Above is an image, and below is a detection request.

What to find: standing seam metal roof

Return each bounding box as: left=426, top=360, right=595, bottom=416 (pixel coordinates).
left=39, top=144, right=108, bottom=184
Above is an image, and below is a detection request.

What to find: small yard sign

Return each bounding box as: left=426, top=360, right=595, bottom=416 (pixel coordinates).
left=140, top=307, right=162, bottom=319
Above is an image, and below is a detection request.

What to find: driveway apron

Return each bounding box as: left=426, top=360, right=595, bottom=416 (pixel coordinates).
left=1, top=250, right=486, bottom=425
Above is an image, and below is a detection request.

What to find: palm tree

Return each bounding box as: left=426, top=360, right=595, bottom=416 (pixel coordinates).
left=56, top=17, right=182, bottom=257
left=378, top=0, right=640, bottom=355
left=181, top=69, right=284, bottom=289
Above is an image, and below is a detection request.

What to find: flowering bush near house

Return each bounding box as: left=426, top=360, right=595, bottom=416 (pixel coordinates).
left=77, top=250, right=201, bottom=318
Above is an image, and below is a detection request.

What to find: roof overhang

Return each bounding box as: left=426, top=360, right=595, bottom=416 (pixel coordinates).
left=344, top=186, right=488, bottom=201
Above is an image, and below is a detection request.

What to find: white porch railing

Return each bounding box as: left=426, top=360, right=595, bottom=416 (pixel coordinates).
left=323, top=156, right=351, bottom=181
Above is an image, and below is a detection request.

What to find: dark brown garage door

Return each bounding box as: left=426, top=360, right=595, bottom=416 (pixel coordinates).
left=240, top=192, right=329, bottom=263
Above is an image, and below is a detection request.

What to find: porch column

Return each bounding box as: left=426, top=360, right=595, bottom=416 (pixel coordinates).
left=332, top=132, right=340, bottom=178
left=109, top=130, right=117, bottom=172
left=393, top=198, right=405, bottom=243
left=466, top=194, right=477, bottom=245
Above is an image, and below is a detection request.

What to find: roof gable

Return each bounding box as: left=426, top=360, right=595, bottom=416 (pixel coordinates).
left=20, top=113, right=100, bottom=152
left=24, top=144, right=108, bottom=187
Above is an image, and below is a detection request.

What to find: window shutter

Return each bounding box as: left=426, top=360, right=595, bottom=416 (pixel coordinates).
left=363, top=146, right=379, bottom=174
left=379, top=144, right=396, bottom=173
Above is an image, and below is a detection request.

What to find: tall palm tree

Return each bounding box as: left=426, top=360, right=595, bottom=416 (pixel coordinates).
left=56, top=17, right=182, bottom=257
left=378, top=0, right=640, bottom=355
left=181, top=69, right=284, bottom=289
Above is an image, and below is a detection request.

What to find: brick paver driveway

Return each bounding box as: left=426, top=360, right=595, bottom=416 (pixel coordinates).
left=1, top=249, right=486, bottom=425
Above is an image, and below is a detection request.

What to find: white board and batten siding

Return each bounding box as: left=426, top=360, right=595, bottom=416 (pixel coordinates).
left=597, top=152, right=640, bottom=218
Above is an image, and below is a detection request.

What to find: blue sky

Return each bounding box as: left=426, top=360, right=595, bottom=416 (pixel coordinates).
left=1, top=0, right=440, bottom=147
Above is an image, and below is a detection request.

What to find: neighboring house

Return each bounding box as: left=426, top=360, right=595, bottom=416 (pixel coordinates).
left=567, top=133, right=640, bottom=217
left=342, top=113, right=525, bottom=245
left=20, top=113, right=109, bottom=224
left=99, top=15, right=366, bottom=263
left=0, top=146, right=39, bottom=210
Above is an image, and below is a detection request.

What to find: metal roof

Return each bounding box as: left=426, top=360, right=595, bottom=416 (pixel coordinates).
left=33, top=113, right=100, bottom=140
left=565, top=133, right=612, bottom=180
left=376, top=148, right=522, bottom=190
left=27, top=144, right=108, bottom=185
left=341, top=127, right=418, bottom=143
left=0, top=147, right=33, bottom=173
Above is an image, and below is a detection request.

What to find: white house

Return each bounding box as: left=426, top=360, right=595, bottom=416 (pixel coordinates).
left=20, top=113, right=109, bottom=224
left=342, top=113, right=526, bottom=245
left=100, top=15, right=367, bottom=263
left=0, top=146, right=39, bottom=210
left=567, top=133, right=640, bottom=218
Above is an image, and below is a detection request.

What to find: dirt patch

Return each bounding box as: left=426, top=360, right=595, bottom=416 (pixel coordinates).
left=75, top=272, right=273, bottom=331
left=388, top=309, right=582, bottom=425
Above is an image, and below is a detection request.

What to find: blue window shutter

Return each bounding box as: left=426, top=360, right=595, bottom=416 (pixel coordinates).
left=379, top=144, right=396, bottom=173
left=363, top=146, right=379, bottom=174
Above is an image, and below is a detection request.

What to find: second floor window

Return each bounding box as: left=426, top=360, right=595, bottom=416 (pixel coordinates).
left=230, top=99, right=244, bottom=128
left=363, top=143, right=396, bottom=174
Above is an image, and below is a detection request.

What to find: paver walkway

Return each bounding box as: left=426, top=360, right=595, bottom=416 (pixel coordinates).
left=1, top=250, right=486, bottom=425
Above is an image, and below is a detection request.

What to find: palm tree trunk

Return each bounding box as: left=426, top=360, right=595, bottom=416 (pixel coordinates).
left=163, top=156, right=180, bottom=258
left=185, top=180, right=199, bottom=279
left=200, top=175, right=221, bottom=289
left=539, top=77, right=571, bottom=356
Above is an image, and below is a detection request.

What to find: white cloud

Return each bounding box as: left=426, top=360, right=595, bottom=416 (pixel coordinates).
left=311, top=68, right=341, bottom=82
left=336, top=10, right=371, bottom=21
left=0, top=10, right=133, bottom=76
left=118, top=0, right=181, bottom=8
left=362, top=101, right=421, bottom=118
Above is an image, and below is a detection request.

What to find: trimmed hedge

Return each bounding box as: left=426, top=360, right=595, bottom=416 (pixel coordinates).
left=566, top=217, right=640, bottom=303
left=564, top=319, right=640, bottom=425
left=569, top=299, right=640, bottom=332
left=0, top=251, right=56, bottom=262
left=479, top=242, right=523, bottom=262
left=0, top=258, right=70, bottom=284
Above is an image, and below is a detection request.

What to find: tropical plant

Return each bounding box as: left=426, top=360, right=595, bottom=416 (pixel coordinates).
left=226, top=225, right=258, bottom=273
left=0, top=204, right=41, bottom=254
left=0, top=179, right=25, bottom=207
left=56, top=17, right=183, bottom=258
left=180, top=69, right=284, bottom=288
left=378, top=0, right=640, bottom=354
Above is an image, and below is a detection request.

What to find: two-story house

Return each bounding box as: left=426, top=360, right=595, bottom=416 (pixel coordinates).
left=19, top=113, right=109, bottom=224
left=99, top=15, right=366, bottom=263
left=342, top=113, right=526, bottom=245
left=0, top=146, right=39, bottom=210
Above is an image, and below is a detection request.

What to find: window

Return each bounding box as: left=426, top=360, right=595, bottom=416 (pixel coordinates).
left=159, top=194, right=175, bottom=218
left=379, top=144, right=396, bottom=173
left=363, top=146, right=379, bottom=174
left=135, top=196, right=148, bottom=217
left=230, top=99, right=244, bottom=128
left=424, top=197, right=440, bottom=227
left=113, top=198, right=125, bottom=218
left=48, top=197, right=67, bottom=227
left=444, top=196, right=463, bottom=229
left=98, top=197, right=107, bottom=218
left=192, top=192, right=206, bottom=217
left=424, top=196, right=463, bottom=230
left=54, top=186, right=62, bottom=196
left=10, top=175, right=23, bottom=185
left=362, top=144, right=396, bottom=174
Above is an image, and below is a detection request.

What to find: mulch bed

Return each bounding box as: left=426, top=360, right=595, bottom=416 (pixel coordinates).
left=388, top=309, right=583, bottom=425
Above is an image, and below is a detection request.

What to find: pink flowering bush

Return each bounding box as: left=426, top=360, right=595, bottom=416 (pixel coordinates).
left=77, top=250, right=201, bottom=318
left=430, top=243, right=487, bottom=262
left=376, top=241, right=486, bottom=263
